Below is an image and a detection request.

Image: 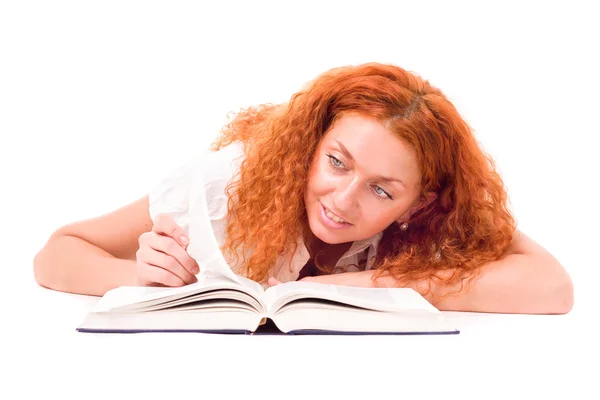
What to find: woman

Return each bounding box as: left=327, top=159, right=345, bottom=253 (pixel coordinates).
left=33, top=62, right=573, bottom=314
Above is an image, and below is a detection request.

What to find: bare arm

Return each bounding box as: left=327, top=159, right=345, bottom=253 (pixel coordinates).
left=33, top=195, right=153, bottom=297
left=291, top=230, right=574, bottom=314
left=431, top=230, right=573, bottom=314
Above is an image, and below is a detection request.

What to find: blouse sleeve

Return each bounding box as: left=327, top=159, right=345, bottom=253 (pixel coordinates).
left=148, top=157, right=205, bottom=235
left=146, top=141, right=247, bottom=283
left=147, top=141, right=245, bottom=234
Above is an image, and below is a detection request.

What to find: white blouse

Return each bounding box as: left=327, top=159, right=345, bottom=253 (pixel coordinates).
left=148, top=140, right=383, bottom=287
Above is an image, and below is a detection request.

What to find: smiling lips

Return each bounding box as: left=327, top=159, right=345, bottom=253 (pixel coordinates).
left=321, top=203, right=351, bottom=224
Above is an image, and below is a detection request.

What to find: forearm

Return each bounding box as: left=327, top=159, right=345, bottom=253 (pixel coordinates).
left=372, top=254, right=573, bottom=314
left=33, top=235, right=137, bottom=297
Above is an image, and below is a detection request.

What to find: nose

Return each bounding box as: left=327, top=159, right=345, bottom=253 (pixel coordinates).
left=330, top=178, right=360, bottom=217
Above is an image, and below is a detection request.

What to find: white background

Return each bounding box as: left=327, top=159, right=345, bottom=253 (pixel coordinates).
left=1, top=1, right=598, bottom=399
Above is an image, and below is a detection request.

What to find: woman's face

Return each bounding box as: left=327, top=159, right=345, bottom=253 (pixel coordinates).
left=304, top=112, right=426, bottom=245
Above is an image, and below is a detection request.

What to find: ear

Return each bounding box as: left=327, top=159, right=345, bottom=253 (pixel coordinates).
left=396, top=191, right=438, bottom=224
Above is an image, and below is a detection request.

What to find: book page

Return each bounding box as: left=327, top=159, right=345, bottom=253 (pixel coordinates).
left=273, top=306, right=456, bottom=334
left=264, top=281, right=441, bottom=315
left=92, top=272, right=265, bottom=313
left=91, top=286, right=172, bottom=312
left=232, top=273, right=265, bottom=296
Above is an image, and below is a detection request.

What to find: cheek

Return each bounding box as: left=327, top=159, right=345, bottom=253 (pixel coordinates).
left=305, top=165, right=323, bottom=200
left=363, top=209, right=384, bottom=223
left=362, top=207, right=402, bottom=230
left=307, top=163, right=328, bottom=192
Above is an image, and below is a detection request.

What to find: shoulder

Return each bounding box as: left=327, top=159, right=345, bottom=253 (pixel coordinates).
left=203, top=141, right=246, bottom=220
left=148, top=140, right=246, bottom=223
left=501, top=229, right=554, bottom=259
left=202, top=141, right=246, bottom=183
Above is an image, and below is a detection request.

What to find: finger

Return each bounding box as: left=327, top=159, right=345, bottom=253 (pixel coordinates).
left=138, top=262, right=188, bottom=287
left=138, top=246, right=197, bottom=284
left=147, top=233, right=200, bottom=277
left=152, top=214, right=189, bottom=247
left=268, top=277, right=282, bottom=286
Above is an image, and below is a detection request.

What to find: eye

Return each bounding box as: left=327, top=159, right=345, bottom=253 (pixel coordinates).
left=326, top=154, right=393, bottom=200
left=373, top=185, right=393, bottom=200
left=326, top=154, right=345, bottom=169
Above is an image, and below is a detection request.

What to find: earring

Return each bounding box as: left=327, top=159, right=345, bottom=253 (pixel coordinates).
left=400, top=222, right=408, bottom=231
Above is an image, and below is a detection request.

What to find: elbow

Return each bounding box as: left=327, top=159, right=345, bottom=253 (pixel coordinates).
left=33, top=249, right=49, bottom=288
left=535, top=260, right=574, bottom=314
left=549, top=273, right=574, bottom=314
left=33, top=231, right=64, bottom=289
left=33, top=241, right=58, bottom=290
left=525, top=255, right=574, bottom=315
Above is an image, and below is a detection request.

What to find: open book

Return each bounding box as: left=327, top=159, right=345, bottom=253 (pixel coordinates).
left=77, top=273, right=459, bottom=335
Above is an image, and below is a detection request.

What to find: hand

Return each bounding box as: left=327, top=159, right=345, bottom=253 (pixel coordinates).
left=135, top=214, right=199, bottom=287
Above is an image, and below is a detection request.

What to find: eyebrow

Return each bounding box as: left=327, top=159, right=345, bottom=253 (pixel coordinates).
left=334, top=140, right=407, bottom=188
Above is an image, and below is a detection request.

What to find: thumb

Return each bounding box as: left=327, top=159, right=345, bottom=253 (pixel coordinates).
left=178, top=233, right=189, bottom=249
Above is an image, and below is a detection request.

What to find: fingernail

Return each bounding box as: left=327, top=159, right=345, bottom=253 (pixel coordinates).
left=180, top=235, right=188, bottom=245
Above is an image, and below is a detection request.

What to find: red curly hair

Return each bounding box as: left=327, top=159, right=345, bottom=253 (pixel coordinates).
left=209, top=62, right=516, bottom=300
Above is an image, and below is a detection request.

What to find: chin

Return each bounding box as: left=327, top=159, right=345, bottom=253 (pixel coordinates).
left=313, top=230, right=342, bottom=245
left=306, top=210, right=330, bottom=244
left=314, top=230, right=340, bottom=245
